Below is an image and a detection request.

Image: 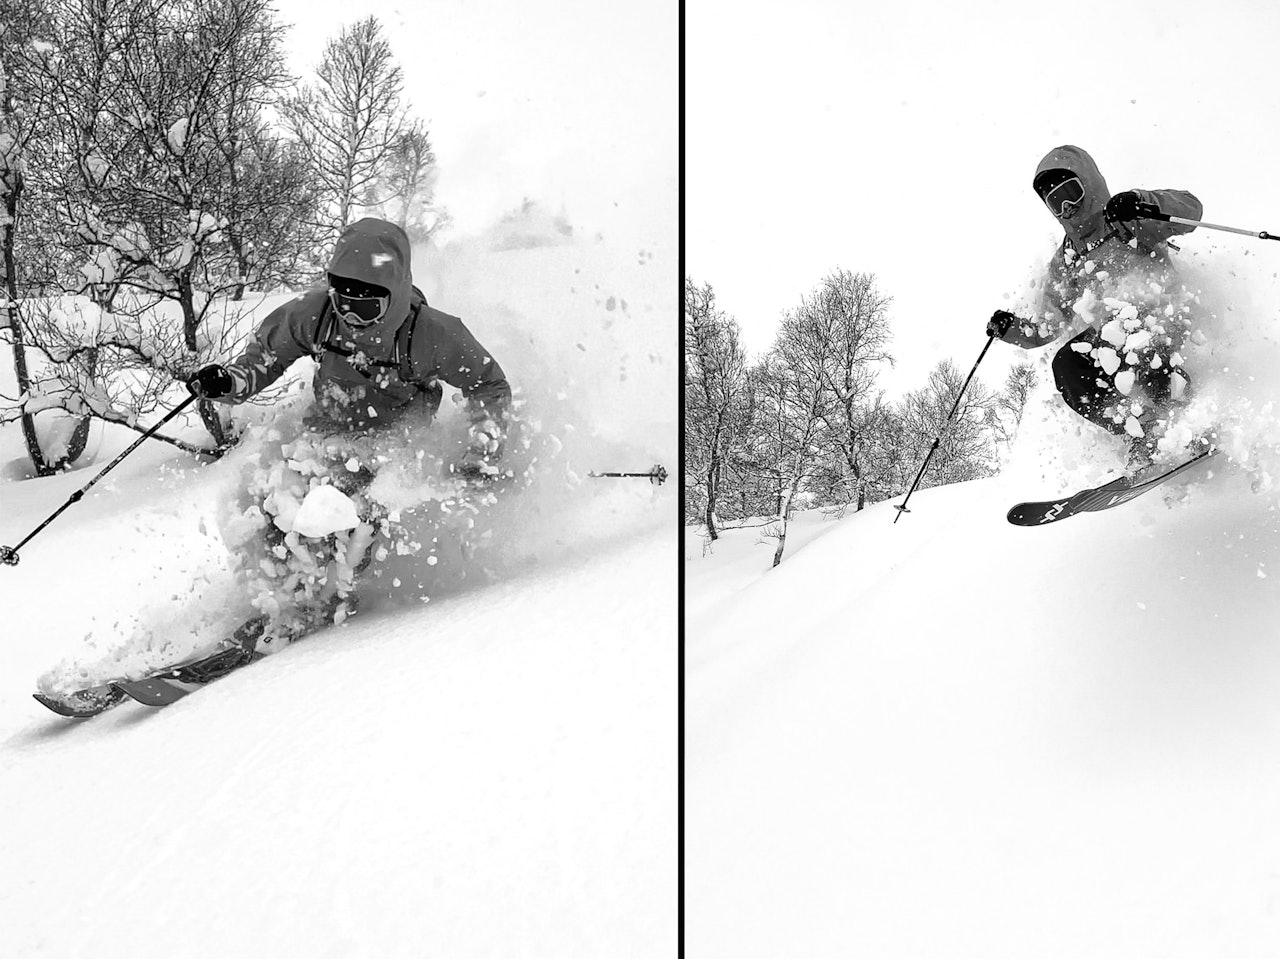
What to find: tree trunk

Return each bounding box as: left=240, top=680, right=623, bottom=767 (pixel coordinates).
left=2, top=166, right=54, bottom=476
left=228, top=232, right=248, bottom=301
left=703, top=413, right=725, bottom=540
left=179, top=264, right=227, bottom=448
left=703, top=455, right=719, bottom=541
left=57, top=345, right=98, bottom=467
left=771, top=483, right=795, bottom=568
left=846, top=446, right=865, bottom=512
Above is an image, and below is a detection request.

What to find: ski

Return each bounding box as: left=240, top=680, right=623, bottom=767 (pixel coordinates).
left=112, top=677, right=199, bottom=707
left=1007, top=449, right=1219, bottom=527
left=32, top=685, right=127, bottom=718
left=33, top=614, right=269, bottom=717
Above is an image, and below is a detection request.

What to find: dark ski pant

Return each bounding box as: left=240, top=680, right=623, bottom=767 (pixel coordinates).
left=1051, top=328, right=1186, bottom=436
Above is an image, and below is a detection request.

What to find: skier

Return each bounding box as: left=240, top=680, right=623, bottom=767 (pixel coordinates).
left=186, top=216, right=511, bottom=476
left=31, top=219, right=518, bottom=717
left=985, top=145, right=1204, bottom=468
left=184, top=216, right=513, bottom=645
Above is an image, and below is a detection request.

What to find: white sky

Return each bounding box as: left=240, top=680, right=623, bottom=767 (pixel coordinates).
left=688, top=0, right=1280, bottom=397
left=270, top=0, right=678, bottom=245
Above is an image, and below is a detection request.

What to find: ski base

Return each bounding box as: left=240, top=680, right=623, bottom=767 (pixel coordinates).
left=1008, top=449, right=1218, bottom=527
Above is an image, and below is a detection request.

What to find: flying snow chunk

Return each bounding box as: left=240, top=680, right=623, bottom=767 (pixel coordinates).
left=1124, top=329, right=1153, bottom=353
left=291, top=485, right=360, bottom=537
left=1124, top=416, right=1145, bottom=438
left=1100, top=319, right=1128, bottom=348
left=1071, top=288, right=1101, bottom=325
left=1096, top=347, right=1122, bottom=376
left=1115, top=370, right=1136, bottom=395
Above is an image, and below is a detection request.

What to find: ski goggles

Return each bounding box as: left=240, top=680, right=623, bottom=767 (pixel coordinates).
left=1040, top=175, right=1085, bottom=218
left=328, top=285, right=390, bottom=328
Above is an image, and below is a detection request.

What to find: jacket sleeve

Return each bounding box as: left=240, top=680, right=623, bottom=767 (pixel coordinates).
left=1132, top=187, right=1203, bottom=247
left=220, top=292, right=323, bottom=403
left=424, top=310, right=512, bottom=424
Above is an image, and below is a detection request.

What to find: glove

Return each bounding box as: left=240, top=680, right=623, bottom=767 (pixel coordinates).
left=186, top=364, right=235, bottom=399
left=1104, top=191, right=1161, bottom=223
left=458, top=417, right=504, bottom=480
left=987, top=310, right=1019, bottom=340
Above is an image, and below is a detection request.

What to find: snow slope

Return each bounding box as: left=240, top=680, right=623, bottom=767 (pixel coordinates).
left=0, top=208, right=676, bottom=957
left=689, top=462, right=1280, bottom=957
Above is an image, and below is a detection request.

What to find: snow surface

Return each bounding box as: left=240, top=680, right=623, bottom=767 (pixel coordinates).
left=689, top=311, right=1280, bottom=958
left=0, top=206, right=676, bottom=956
left=691, top=472, right=1280, bottom=956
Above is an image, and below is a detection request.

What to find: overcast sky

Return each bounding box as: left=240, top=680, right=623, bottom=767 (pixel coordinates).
left=271, top=0, right=678, bottom=246
left=688, top=0, right=1280, bottom=397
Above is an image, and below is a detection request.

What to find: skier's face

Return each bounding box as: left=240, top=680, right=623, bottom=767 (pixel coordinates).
left=1040, top=175, right=1086, bottom=221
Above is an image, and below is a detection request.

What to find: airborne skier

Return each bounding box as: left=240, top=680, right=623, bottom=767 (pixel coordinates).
left=985, top=145, right=1204, bottom=471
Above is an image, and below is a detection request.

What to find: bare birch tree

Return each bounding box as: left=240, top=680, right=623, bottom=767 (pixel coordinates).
left=789, top=269, right=894, bottom=511
left=8, top=0, right=307, bottom=451
left=366, top=120, right=446, bottom=243
left=684, top=278, right=751, bottom=539
left=284, top=16, right=409, bottom=243
left=896, top=358, right=998, bottom=488
left=985, top=360, right=1037, bottom=453
left=0, top=0, right=67, bottom=474
left=752, top=305, right=836, bottom=567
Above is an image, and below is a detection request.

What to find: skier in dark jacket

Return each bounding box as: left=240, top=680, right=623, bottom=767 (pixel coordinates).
left=987, top=145, right=1203, bottom=466
left=187, top=217, right=511, bottom=477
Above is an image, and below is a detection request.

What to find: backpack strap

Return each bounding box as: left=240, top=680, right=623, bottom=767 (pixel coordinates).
left=395, top=285, right=434, bottom=394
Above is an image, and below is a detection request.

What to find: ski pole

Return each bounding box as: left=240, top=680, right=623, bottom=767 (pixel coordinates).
left=893, top=335, right=996, bottom=524
left=1143, top=212, right=1277, bottom=242
left=0, top=394, right=198, bottom=567
left=589, top=464, right=668, bottom=485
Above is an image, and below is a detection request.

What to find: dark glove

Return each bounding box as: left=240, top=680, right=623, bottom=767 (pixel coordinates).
left=1104, top=191, right=1161, bottom=223
left=186, top=364, right=235, bottom=399
left=987, top=310, right=1019, bottom=340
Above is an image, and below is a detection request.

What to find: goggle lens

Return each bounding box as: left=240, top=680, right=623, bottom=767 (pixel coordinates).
left=1042, top=176, right=1085, bottom=216
left=329, top=287, right=389, bottom=327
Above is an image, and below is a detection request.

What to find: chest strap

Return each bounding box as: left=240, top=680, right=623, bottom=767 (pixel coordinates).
left=314, top=288, right=432, bottom=392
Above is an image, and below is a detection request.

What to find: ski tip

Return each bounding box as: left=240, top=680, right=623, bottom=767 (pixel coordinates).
left=33, top=688, right=124, bottom=719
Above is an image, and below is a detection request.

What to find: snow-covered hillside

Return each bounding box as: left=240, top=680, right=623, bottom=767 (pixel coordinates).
left=0, top=209, right=676, bottom=957
left=689, top=442, right=1280, bottom=956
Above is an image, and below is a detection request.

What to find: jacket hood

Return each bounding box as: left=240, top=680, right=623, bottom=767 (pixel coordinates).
left=326, top=218, right=414, bottom=338
left=1034, top=145, right=1112, bottom=246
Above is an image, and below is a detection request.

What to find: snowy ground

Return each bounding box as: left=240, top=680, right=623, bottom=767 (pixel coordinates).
left=689, top=457, right=1280, bottom=957
left=0, top=209, right=676, bottom=957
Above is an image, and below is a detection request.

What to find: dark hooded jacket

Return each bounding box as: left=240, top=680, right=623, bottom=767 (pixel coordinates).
left=221, top=218, right=511, bottom=431
left=1002, top=145, right=1203, bottom=348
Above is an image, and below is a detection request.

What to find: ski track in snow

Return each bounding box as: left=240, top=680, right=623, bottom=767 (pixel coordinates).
left=0, top=210, right=676, bottom=957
